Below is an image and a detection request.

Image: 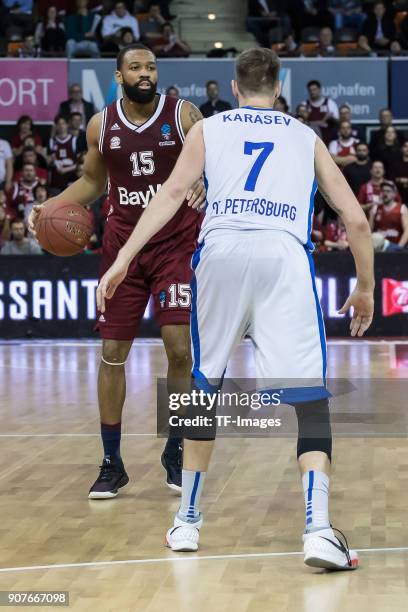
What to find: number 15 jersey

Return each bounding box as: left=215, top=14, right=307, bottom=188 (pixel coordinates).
left=200, top=106, right=317, bottom=248
left=100, top=94, right=200, bottom=244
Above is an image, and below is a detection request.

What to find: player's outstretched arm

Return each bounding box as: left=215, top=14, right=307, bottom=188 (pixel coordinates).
left=28, top=113, right=108, bottom=236
left=180, top=101, right=206, bottom=209
left=315, top=137, right=375, bottom=337
left=96, top=121, right=205, bottom=312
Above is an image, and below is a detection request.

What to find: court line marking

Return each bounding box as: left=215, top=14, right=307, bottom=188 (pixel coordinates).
left=0, top=433, right=156, bottom=437
left=1, top=340, right=408, bottom=348
left=1, top=546, right=408, bottom=574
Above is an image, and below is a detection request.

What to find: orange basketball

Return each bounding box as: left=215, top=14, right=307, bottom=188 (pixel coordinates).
left=36, top=201, right=93, bottom=256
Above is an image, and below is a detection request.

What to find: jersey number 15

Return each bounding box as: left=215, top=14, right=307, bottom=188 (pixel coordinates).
left=130, top=151, right=155, bottom=176
left=244, top=141, right=274, bottom=192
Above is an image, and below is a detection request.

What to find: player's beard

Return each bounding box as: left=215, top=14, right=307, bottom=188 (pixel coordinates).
left=122, top=79, right=157, bottom=104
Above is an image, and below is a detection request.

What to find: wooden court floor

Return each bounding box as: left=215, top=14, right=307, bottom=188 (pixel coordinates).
left=0, top=339, right=408, bottom=612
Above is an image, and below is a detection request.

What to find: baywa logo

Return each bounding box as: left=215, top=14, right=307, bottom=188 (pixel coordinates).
left=161, top=123, right=171, bottom=140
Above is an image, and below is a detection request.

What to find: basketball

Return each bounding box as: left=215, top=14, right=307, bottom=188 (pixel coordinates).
left=35, top=201, right=93, bottom=256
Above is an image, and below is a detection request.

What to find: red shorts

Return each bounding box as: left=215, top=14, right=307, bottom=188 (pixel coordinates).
left=96, top=223, right=198, bottom=340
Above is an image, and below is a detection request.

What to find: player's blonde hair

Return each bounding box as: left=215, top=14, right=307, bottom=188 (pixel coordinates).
left=235, top=48, right=280, bottom=96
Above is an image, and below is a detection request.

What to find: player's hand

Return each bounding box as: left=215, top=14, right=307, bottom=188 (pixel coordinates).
left=186, top=179, right=206, bottom=211
left=27, top=204, right=44, bottom=237
left=338, top=287, right=374, bottom=337
left=96, top=254, right=130, bottom=313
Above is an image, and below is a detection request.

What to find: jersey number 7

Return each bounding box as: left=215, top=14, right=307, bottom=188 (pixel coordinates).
left=244, top=141, right=274, bottom=192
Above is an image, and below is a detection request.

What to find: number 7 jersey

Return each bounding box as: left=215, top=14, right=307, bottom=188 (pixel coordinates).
left=100, top=94, right=200, bottom=243
left=200, top=106, right=317, bottom=248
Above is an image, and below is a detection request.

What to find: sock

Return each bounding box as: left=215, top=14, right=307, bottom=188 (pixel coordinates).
left=164, top=436, right=182, bottom=456
left=100, top=422, right=122, bottom=460
left=177, top=469, right=206, bottom=523
left=302, top=470, right=330, bottom=533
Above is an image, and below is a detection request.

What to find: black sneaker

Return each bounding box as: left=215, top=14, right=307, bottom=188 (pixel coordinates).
left=161, top=445, right=182, bottom=493
left=88, top=455, right=129, bottom=499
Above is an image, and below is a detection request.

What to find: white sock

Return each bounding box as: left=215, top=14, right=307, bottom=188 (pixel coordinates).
left=302, top=470, right=330, bottom=533
left=177, top=469, right=206, bottom=523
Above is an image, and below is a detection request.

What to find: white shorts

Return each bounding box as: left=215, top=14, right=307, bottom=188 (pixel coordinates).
left=190, top=230, right=327, bottom=401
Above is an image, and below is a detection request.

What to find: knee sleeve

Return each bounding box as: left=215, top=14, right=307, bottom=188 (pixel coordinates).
left=295, top=398, right=332, bottom=462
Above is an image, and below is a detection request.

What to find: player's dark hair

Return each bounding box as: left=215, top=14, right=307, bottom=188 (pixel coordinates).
left=235, top=48, right=280, bottom=96
left=206, top=80, right=218, bottom=88
left=116, top=43, right=155, bottom=70
left=307, top=80, right=321, bottom=89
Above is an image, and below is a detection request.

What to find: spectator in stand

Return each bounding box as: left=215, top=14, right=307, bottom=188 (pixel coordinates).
left=301, top=0, right=334, bottom=29
left=118, top=26, right=137, bottom=48
left=304, top=79, right=339, bottom=143
left=68, top=112, right=87, bottom=153
left=101, top=1, right=140, bottom=51
left=199, top=80, right=232, bottom=118
left=369, top=181, right=408, bottom=246
left=139, top=3, right=165, bottom=46
left=13, top=147, right=48, bottom=183
left=246, top=1, right=291, bottom=48
left=3, top=0, right=33, bottom=36
left=316, top=26, right=336, bottom=56
left=28, top=183, right=48, bottom=227
left=328, top=0, right=365, bottom=30
left=8, top=163, right=43, bottom=222
left=338, top=103, right=363, bottom=140
left=343, top=142, right=371, bottom=195
left=0, top=138, right=13, bottom=192
left=389, top=140, right=408, bottom=204
left=0, top=219, right=43, bottom=255
left=374, top=125, right=403, bottom=174
left=358, top=1, right=401, bottom=55
left=17, top=34, right=41, bottom=58
left=372, top=232, right=405, bottom=252
left=34, top=5, right=66, bottom=53
left=14, top=141, right=47, bottom=172
left=58, top=84, right=95, bottom=128
left=323, top=217, right=349, bottom=251
left=369, top=108, right=404, bottom=158
left=48, top=115, right=78, bottom=195
left=295, top=103, right=322, bottom=137
left=274, top=96, right=289, bottom=112
left=358, top=159, right=389, bottom=211
left=0, top=191, right=11, bottom=249
left=152, top=22, right=190, bottom=57
left=65, top=0, right=101, bottom=59
left=165, top=85, right=179, bottom=98
left=328, top=120, right=359, bottom=168
left=11, top=116, right=43, bottom=157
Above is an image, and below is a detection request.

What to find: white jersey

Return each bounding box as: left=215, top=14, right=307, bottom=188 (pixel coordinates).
left=200, top=106, right=317, bottom=248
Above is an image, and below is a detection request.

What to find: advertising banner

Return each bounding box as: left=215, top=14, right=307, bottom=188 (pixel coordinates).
left=68, top=57, right=387, bottom=122
left=390, top=58, right=408, bottom=121
left=0, top=59, right=68, bottom=123
left=0, top=253, right=407, bottom=339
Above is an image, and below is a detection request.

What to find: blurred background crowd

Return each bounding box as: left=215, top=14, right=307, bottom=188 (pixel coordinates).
left=0, top=0, right=407, bottom=255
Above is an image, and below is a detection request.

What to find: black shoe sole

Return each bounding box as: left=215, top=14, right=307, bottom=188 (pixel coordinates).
left=88, top=472, right=129, bottom=499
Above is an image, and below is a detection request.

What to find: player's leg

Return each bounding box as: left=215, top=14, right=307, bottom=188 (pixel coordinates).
left=251, top=231, right=358, bottom=569
left=160, top=324, right=192, bottom=492
left=165, top=235, right=251, bottom=551
left=89, top=231, right=150, bottom=500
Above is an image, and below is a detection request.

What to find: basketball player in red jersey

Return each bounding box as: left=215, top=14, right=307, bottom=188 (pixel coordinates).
left=28, top=44, right=205, bottom=498
left=369, top=180, right=408, bottom=246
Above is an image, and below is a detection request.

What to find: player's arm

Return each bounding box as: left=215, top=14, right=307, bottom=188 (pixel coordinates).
left=28, top=113, right=108, bottom=236
left=180, top=101, right=206, bottom=209
left=97, top=121, right=205, bottom=312
left=398, top=205, right=408, bottom=247
left=315, top=137, right=374, bottom=337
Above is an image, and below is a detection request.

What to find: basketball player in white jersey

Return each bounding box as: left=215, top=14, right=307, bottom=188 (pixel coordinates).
left=97, top=48, right=374, bottom=570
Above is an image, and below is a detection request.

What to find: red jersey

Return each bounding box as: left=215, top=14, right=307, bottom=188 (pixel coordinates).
left=358, top=181, right=402, bottom=207
left=49, top=134, right=77, bottom=189
left=373, top=202, right=406, bottom=243
left=100, top=94, right=200, bottom=244
left=8, top=179, right=40, bottom=219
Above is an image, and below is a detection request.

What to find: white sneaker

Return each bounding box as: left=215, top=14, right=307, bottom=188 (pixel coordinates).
left=303, top=527, right=359, bottom=570
left=165, top=514, right=203, bottom=552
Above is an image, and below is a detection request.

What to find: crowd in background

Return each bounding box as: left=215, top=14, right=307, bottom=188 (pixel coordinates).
left=0, top=75, right=407, bottom=255
left=0, top=0, right=191, bottom=59
left=247, top=0, right=408, bottom=57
